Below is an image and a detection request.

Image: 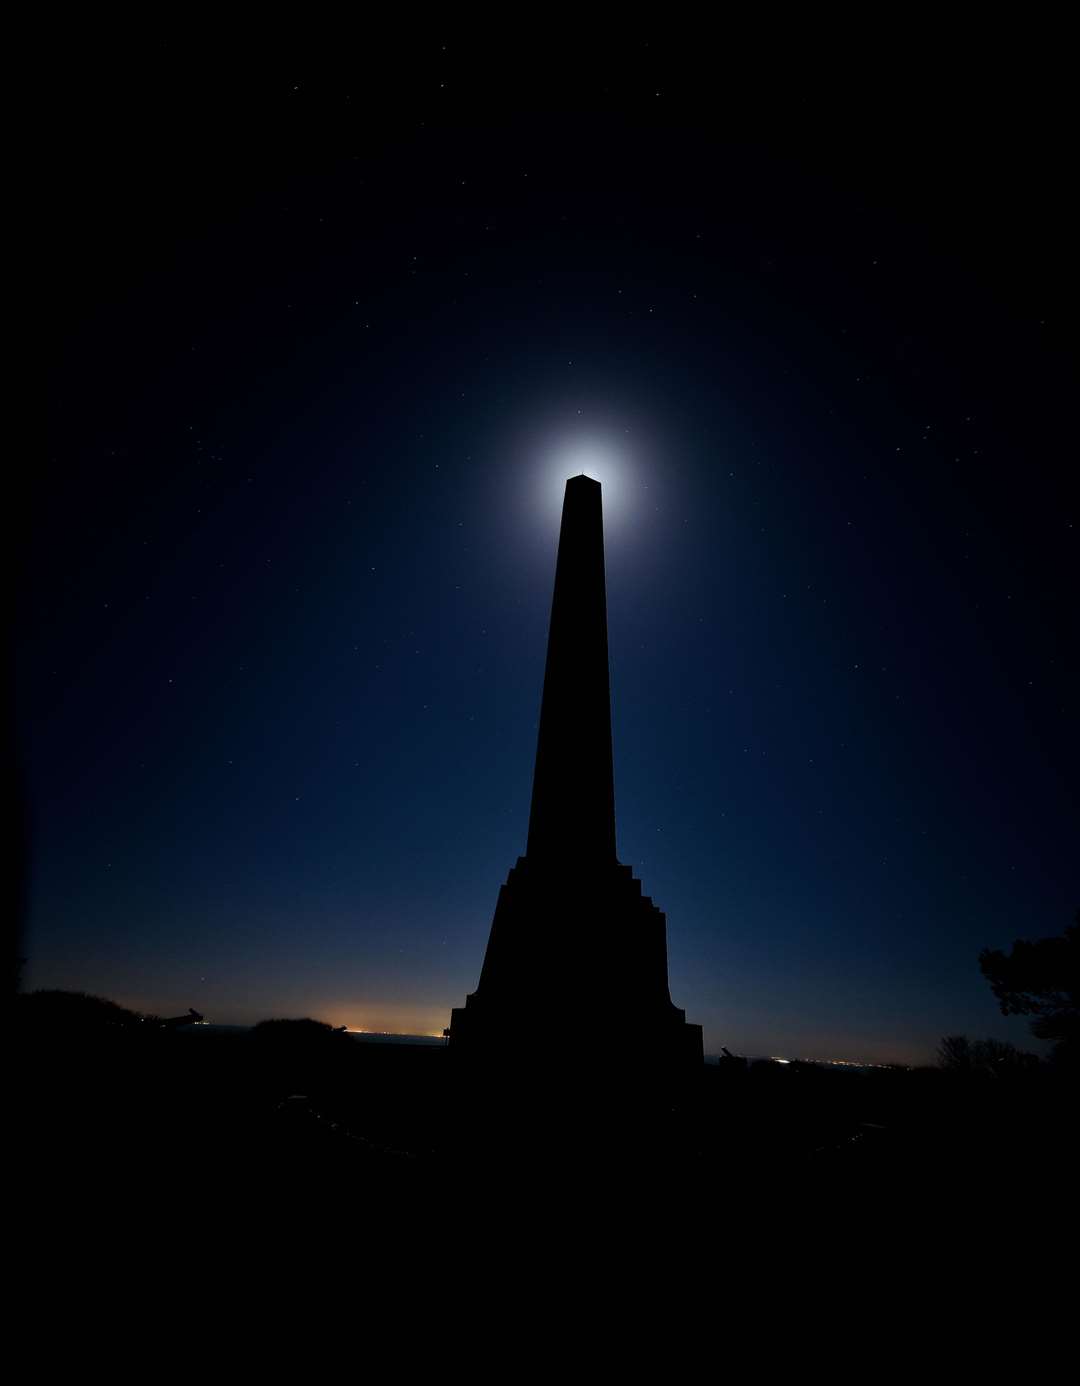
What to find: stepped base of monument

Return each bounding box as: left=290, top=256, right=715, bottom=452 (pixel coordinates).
left=447, top=853, right=704, bottom=1081
left=444, top=1006, right=705, bottom=1171
left=448, top=998, right=703, bottom=1078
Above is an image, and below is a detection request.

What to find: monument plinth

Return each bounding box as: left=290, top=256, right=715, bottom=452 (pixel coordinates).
left=448, top=475, right=703, bottom=1073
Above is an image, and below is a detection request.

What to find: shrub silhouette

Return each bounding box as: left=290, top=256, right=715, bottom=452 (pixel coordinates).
left=15, top=989, right=150, bottom=1031
left=247, top=1018, right=354, bottom=1093
left=249, top=1017, right=349, bottom=1046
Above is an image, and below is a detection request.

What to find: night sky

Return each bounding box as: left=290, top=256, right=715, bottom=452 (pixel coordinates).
left=24, top=38, right=1076, bottom=1063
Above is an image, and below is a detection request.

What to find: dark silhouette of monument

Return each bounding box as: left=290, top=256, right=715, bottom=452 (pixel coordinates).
left=449, top=475, right=703, bottom=1076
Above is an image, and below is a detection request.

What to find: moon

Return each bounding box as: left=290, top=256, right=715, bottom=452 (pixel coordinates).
left=536, top=433, right=637, bottom=535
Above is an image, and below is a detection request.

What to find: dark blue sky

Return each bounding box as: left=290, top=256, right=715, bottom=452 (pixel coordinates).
left=24, top=38, right=1076, bottom=1061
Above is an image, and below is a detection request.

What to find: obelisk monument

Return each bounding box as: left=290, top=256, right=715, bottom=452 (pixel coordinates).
left=448, top=475, right=703, bottom=1073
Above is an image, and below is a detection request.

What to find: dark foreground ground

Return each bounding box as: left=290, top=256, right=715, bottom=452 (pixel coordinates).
left=14, top=1012, right=1077, bottom=1244
left=15, top=1008, right=1078, bottom=1351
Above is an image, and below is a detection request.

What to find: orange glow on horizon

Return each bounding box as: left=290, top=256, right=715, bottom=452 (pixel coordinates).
left=323, top=1003, right=451, bottom=1038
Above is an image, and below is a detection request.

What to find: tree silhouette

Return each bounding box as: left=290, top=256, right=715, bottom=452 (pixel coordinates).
left=937, top=1034, right=1037, bottom=1075
left=938, top=1034, right=972, bottom=1070
left=979, top=912, right=1079, bottom=1066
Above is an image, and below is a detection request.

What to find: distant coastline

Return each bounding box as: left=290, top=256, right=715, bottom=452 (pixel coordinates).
left=176, top=1025, right=901, bottom=1069
left=178, top=1024, right=446, bottom=1046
